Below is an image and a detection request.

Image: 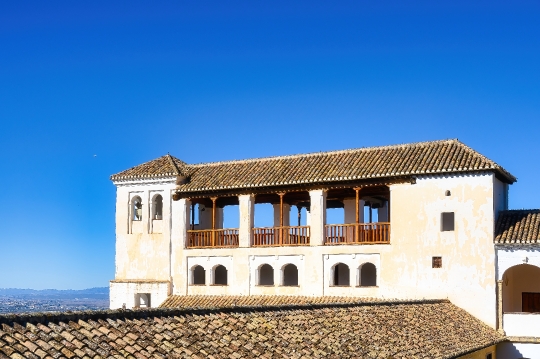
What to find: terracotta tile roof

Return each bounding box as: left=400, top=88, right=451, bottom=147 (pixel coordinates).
left=111, top=140, right=516, bottom=193
left=160, top=294, right=391, bottom=308
left=0, top=298, right=504, bottom=359
left=111, top=154, right=190, bottom=180
left=495, top=210, right=540, bottom=244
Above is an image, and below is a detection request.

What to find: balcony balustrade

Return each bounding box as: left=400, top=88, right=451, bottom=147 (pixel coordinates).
left=324, top=223, right=390, bottom=245
left=186, top=223, right=390, bottom=248
left=252, top=226, right=310, bottom=247
left=187, top=229, right=239, bottom=248
left=503, top=313, right=540, bottom=337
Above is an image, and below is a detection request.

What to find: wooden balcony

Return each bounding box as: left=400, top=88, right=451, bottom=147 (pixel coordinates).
left=187, top=229, right=239, bottom=248
left=253, top=226, right=310, bottom=247
left=325, top=223, right=390, bottom=245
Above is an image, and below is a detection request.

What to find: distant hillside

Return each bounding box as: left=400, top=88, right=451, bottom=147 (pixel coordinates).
left=0, top=287, right=109, bottom=314
left=0, top=287, right=109, bottom=300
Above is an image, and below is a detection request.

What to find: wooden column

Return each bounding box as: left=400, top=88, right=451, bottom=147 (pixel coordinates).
left=278, top=192, right=285, bottom=244
left=211, top=197, right=217, bottom=246
left=354, top=188, right=361, bottom=241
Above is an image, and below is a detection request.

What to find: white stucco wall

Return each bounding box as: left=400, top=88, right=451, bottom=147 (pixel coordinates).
left=504, top=313, right=540, bottom=337
left=186, top=256, right=236, bottom=295
left=109, top=280, right=170, bottom=309
left=497, top=248, right=540, bottom=281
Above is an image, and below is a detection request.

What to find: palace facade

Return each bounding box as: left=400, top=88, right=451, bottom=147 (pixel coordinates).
left=107, top=139, right=540, bottom=358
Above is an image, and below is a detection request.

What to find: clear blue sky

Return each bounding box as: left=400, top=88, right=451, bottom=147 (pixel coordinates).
left=1, top=1, right=539, bottom=289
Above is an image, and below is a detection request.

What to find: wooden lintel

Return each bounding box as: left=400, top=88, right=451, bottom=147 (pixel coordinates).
left=173, top=176, right=412, bottom=200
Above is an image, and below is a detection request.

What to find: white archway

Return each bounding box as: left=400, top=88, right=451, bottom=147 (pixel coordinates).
left=502, top=264, right=540, bottom=313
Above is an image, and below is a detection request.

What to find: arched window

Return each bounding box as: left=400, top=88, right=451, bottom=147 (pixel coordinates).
left=192, top=265, right=205, bottom=285
left=359, top=263, right=377, bottom=287
left=152, top=194, right=163, bottom=220
left=259, top=264, right=274, bottom=285
left=135, top=293, right=151, bottom=308
left=132, top=196, right=142, bottom=221
left=282, top=264, right=298, bottom=286
left=213, top=265, right=228, bottom=285
left=332, top=263, right=350, bottom=286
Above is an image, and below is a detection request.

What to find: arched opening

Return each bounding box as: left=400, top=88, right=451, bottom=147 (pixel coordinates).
left=258, top=264, right=274, bottom=285
left=359, top=263, right=377, bottom=286
left=152, top=194, right=163, bottom=220
left=282, top=264, right=298, bottom=286
left=134, top=293, right=151, bottom=308
left=503, top=264, right=540, bottom=313
left=213, top=265, right=228, bottom=285
left=332, top=263, right=350, bottom=286
left=192, top=265, right=206, bottom=285
left=132, top=196, right=142, bottom=221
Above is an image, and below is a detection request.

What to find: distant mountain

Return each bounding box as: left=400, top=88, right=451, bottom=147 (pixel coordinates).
left=0, top=287, right=109, bottom=299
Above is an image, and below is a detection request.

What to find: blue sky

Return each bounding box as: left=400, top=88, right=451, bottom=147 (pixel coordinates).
left=0, top=1, right=539, bottom=289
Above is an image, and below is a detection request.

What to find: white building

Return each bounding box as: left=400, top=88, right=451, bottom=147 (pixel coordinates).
left=109, top=139, right=539, bottom=358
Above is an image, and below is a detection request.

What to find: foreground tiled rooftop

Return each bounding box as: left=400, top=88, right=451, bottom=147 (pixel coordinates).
left=0, top=297, right=504, bottom=359
left=111, top=139, right=516, bottom=193
left=495, top=209, right=540, bottom=244
left=160, top=295, right=399, bottom=309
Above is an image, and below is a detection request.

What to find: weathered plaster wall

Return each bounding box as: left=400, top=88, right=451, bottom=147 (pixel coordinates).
left=114, top=179, right=176, bottom=281
left=384, top=173, right=497, bottom=327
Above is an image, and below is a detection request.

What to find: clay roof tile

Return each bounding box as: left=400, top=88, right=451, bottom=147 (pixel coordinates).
left=110, top=140, right=516, bottom=193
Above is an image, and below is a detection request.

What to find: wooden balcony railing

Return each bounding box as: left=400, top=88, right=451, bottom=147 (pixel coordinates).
left=325, top=223, right=390, bottom=245
left=253, top=226, right=310, bottom=247
left=187, top=229, right=239, bottom=248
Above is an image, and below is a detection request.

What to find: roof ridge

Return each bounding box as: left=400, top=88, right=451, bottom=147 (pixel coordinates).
left=166, top=153, right=181, bottom=175
left=189, top=139, right=459, bottom=168
left=453, top=140, right=498, bottom=168
left=111, top=154, right=188, bottom=180
left=111, top=138, right=516, bottom=184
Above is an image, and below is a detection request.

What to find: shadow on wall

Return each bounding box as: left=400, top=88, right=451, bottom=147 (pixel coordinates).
left=497, top=342, right=531, bottom=359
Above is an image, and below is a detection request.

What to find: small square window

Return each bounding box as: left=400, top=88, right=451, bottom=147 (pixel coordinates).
left=486, top=353, right=492, bottom=359
left=441, top=212, right=455, bottom=231
left=432, top=257, right=442, bottom=268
